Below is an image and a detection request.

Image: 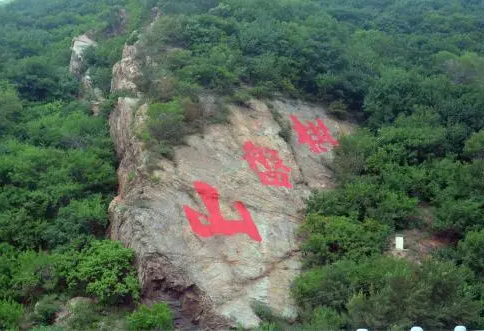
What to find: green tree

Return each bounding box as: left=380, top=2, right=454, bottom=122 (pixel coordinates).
left=458, top=229, right=484, bottom=277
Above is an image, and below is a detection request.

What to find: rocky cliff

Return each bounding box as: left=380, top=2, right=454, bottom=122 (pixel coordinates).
left=108, top=42, right=352, bottom=329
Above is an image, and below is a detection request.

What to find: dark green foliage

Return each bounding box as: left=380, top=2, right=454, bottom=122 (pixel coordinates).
left=127, top=303, right=174, bottom=331
left=464, top=129, right=484, bottom=159
left=458, top=230, right=484, bottom=277
left=300, top=215, right=389, bottom=267
left=2, top=0, right=484, bottom=329
left=0, top=83, right=22, bottom=137
left=147, top=100, right=186, bottom=145
left=293, top=257, right=480, bottom=330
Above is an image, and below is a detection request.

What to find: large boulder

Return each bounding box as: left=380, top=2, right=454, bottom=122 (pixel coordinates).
left=108, top=44, right=352, bottom=329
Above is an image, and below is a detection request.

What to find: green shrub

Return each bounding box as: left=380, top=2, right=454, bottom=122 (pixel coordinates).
left=310, top=306, right=345, bottom=330
left=257, top=322, right=279, bottom=331
left=228, top=90, right=251, bottom=106
left=11, top=251, right=59, bottom=302
left=252, top=302, right=290, bottom=329
left=299, top=215, right=389, bottom=267
left=458, top=229, right=484, bottom=276
left=127, top=303, right=174, bottom=331
left=65, top=240, right=140, bottom=305
left=34, top=295, right=61, bottom=325
left=67, top=301, right=101, bottom=331
left=147, top=100, right=186, bottom=145
left=126, top=32, right=139, bottom=46
left=327, top=100, right=348, bottom=120
left=0, top=299, right=23, bottom=330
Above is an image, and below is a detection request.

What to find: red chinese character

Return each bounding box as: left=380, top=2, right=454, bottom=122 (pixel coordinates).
left=183, top=181, right=262, bottom=242
left=242, top=141, right=292, bottom=188
left=290, top=115, right=339, bottom=154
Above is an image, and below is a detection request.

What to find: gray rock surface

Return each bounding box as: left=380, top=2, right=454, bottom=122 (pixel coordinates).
left=108, top=43, right=353, bottom=329
left=111, top=44, right=141, bottom=94
left=69, top=34, right=96, bottom=76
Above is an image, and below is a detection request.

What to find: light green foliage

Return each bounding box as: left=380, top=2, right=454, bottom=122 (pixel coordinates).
left=65, top=240, right=139, bottom=305
left=300, top=215, right=389, bottom=266
left=127, top=303, right=174, bottom=331
left=0, top=299, right=23, bottom=330
left=310, top=306, right=345, bottom=330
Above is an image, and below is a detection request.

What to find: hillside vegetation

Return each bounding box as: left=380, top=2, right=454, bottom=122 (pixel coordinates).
left=1, top=0, right=484, bottom=330
left=0, top=0, right=172, bottom=329
left=137, top=0, right=484, bottom=329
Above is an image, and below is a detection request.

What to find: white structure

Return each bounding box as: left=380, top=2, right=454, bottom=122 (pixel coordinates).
left=454, top=326, right=466, bottom=331
left=410, top=327, right=424, bottom=331
left=395, top=234, right=404, bottom=250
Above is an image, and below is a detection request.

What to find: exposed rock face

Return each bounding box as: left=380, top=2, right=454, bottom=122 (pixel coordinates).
left=111, top=44, right=141, bottom=94
left=69, top=34, right=96, bottom=76
left=109, top=44, right=352, bottom=329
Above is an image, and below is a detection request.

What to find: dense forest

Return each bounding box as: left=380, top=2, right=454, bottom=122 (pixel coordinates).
left=0, top=0, right=171, bottom=329
left=1, top=0, right=484, bottom=330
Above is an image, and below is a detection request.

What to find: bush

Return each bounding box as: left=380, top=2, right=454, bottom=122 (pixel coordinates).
left=0, top=299, right=23, bottom=330
left=310, top=306, right=345, bottom=330
left=33, top=295, right=61, bottom=325
left=327, top=100, right=348, bottom=120
left=67, top=300, right=101, bottom=331
left=65, top=240, right=140, bottom=305
left=299, top=215, right=389, bottom=267
left=458, top=229, right=484, bottom=276
left=127, top=303, right=174, bottom=331
left=11, top=251, right=59, bottom=302
left=147, top=100, right=186, bottom=145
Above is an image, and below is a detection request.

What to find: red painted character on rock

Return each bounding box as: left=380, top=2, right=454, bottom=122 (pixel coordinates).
left=242, top=141, right=293, bottom=188
left=183, top=181, right=262, bottom=242
left=290, top=115, right=339, bottom=154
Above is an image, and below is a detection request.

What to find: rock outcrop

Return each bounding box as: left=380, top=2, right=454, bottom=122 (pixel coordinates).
left=111, top=44, right=141, bottom=94
left=69, top=34, right=96, bottom=76
left=108, top=43, right=352, bottom=329
left=69, top=34, right=105, bottom=115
